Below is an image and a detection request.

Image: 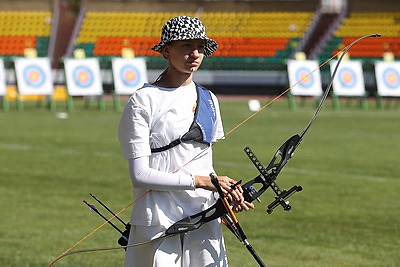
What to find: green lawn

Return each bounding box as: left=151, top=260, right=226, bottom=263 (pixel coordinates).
left=0, top=98, right=399, bottom=266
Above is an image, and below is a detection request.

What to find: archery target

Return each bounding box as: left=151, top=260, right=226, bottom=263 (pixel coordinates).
left=382, top=68, right=400, bottom=89
left=330, top=60, right=365, bottom=96
left=120, top=65, right=140, bottom=87
left=64, top=58, right=103, bottom=96
left=375, top=61, right=400, bottom=96
left=73, top=66, right=94, bottom=88
left=0, top=59, right=5, bottom=96
left=287, top=60, right=322, bottom=96
left=112, top=57, right=148, bottom=95
left=296, top=67, right=314, bottom=88
left=14, top=58, right=53, bottom=95
left=338, top=67, right=357, bottom=88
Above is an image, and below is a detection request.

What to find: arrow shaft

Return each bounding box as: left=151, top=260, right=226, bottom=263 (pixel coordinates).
left=90, top=193, right=128, bottom=227
left=83, top=201, right=124, bottom=235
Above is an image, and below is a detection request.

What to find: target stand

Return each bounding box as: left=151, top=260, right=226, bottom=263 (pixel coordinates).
left=330, top=92, right=368, bottom=111
left=0, top=95, right=9, bottom=112
left=16, top=95, right=56, bottom=112
left=65, top=93, right=105, bottom=111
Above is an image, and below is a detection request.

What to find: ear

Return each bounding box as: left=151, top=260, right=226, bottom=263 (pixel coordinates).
left=161, top=45, right=170, bottom=59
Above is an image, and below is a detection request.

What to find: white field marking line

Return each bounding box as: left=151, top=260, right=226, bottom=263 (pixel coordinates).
left=0, top=142, right=389, bottom=182
left=94, top=152, right=120, bottom=158
left=0, top=143, right=31, bottom=150
left=58, top=149, right=120, bottom=158
left=0, top=143, right=120, bottom=158
left=60, top=148, right=80, bottom=154
left=215, top=161, right=388, bottom=182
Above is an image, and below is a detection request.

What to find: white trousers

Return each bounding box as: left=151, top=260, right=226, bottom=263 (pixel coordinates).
left=124, top=221, right=228, bottom=267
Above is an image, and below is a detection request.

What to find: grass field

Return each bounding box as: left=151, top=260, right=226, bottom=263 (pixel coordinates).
left=0, top=97, right=399, bottom=267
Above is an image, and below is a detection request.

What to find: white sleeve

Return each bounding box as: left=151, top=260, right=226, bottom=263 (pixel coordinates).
left=118, top=96, right=152, bottom=160
left=128, top=156, right=196, bottom=191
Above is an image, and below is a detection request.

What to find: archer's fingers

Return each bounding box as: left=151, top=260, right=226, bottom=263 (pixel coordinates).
left=242, top=201, right=255, bottom=210
left=217, top=176, right=243, bottom=202
left=228, top=186, right=244, bottom=203
left=232, top=205, right=241, bottom=213
left=233, top=200, right=255, bottom=213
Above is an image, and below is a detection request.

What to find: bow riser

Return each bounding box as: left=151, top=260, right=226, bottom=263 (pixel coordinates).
left=242, top=140, right=303, bottom=213
left=242, top=134, right=302, bottom=212
left=266, top=134, right=302, bottom=174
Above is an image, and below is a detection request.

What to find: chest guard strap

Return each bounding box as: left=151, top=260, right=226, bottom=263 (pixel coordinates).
left=151, top=83, right=217, bottom=153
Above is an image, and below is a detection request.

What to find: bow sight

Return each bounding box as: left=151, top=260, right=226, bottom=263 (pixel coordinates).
left=242, top=134, right=303, bottom=214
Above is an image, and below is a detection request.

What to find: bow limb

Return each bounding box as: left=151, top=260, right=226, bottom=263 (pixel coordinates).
left=47, top=234, right=169, bottom=267
left=48, top=198, right=228, bottom=266
left=300, top=33, right=381, bottom=139
left=48, top=190, right=151, bottom=266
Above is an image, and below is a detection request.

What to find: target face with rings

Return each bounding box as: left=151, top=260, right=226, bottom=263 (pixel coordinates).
left=14, top=58, right=54, bottom=95
left=287, top=60, right=322, bottom=96
left=382, top=68, right=400, bottom=89
left=330, top=61, right=365, bottom=96
left=64, top=58, right=103, bottom=96
left=73, top=66, right=94, bottom=88
left=23, top=65, right=46, bottom=88
left=295, top=67, right=314, bottom=88
left=112, top=58, right=148, bottom=95
left=120, top=65, right=141, bottom=87
left=338, top=67, right=357, bottom=89
left=375, top=61, right=400, bottom=96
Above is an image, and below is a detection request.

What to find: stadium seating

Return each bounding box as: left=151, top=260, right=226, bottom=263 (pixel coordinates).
left=0, top=36, right=36, bottom=55
left=0, top=10, right=399, bottom=72
left=0, top=11, right=51, bottom=68
left=321, top=12, right=400, bottom=61
left=0, top=11, right=51, bottom=64
left=75, top=11, right=313, bottom=70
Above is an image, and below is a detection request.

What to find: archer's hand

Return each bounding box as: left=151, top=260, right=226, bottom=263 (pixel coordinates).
left=195, top=175, right=244, bottom=203
left=194, top=175, right=255, bottom=212
left=232, top=199, right=255, bottom=213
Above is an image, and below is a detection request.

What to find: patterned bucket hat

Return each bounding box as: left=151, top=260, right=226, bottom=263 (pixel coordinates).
left=151, top=16, right=218, bottom=57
